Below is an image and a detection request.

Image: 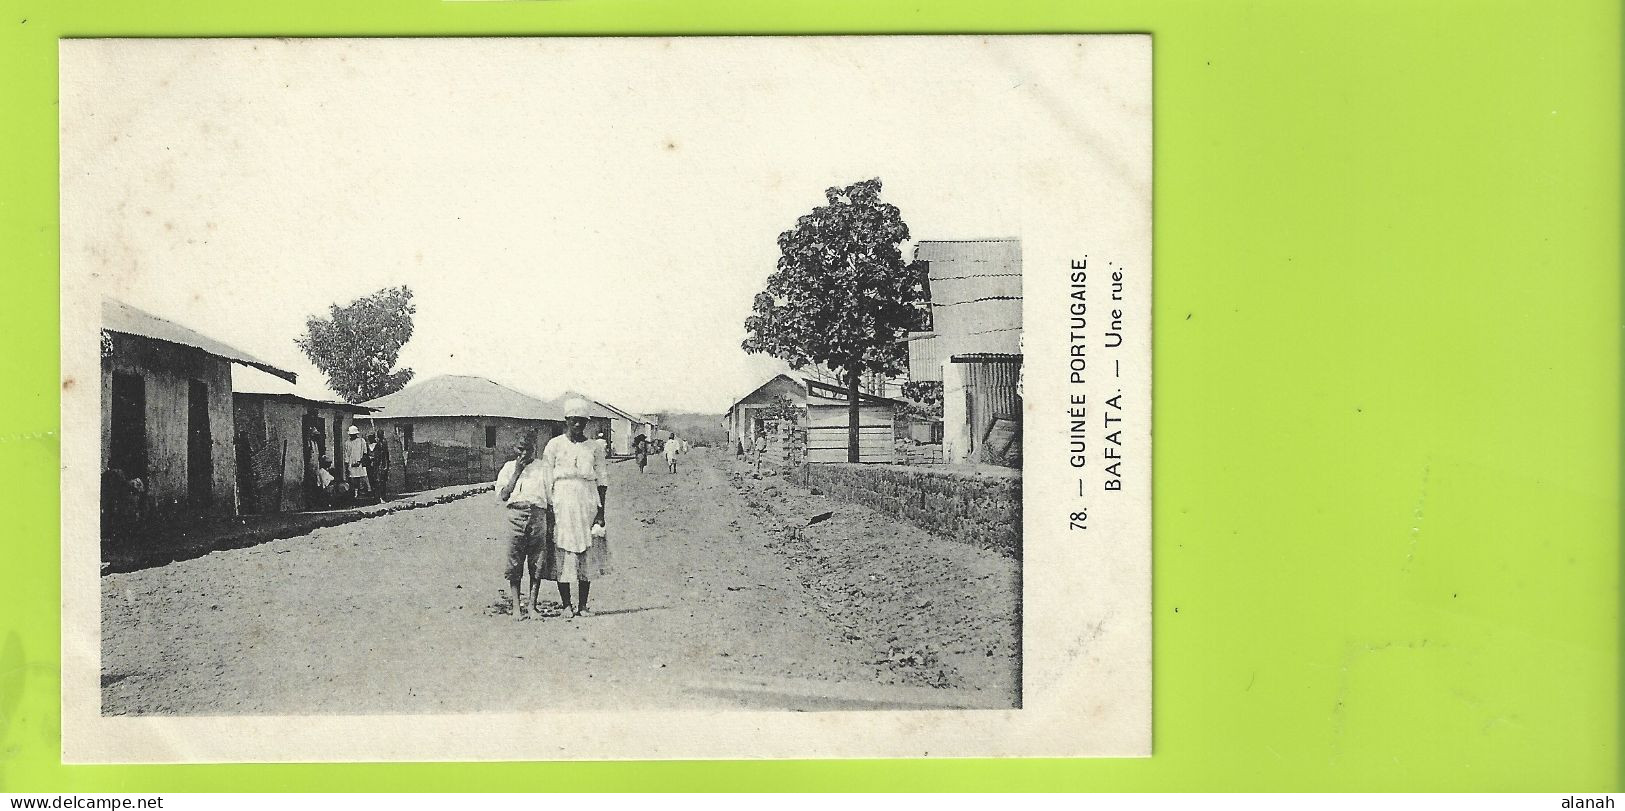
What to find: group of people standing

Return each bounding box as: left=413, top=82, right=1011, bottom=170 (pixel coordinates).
left=495, top=403, right=697, bottom=620
left=496, top=398, right=613, bottom=621
left=309, top=424, right=389, bottom=508
left=737, top=430, right=771, bottom=473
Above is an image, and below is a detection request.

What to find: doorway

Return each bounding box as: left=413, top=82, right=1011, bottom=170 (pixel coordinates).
left=108, top=372, right=146, bottom=478
left=187, top=378, right=212, bottom=507
left=302, top=413, right=326, bottom=477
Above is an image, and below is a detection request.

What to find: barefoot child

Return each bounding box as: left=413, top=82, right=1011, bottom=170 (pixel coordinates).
left=496, top=435, right=550, bottom=620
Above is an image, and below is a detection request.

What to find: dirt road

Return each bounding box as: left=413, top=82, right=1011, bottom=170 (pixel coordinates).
left=101, top=448, right=1019, bottom=714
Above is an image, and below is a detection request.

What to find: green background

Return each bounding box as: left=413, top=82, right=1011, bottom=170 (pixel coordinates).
left=1, top=0, right=1618, bottom=793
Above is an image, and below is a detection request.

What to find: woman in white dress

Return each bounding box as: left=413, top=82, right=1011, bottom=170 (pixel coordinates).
left=542, top=398, right=611, bottom=618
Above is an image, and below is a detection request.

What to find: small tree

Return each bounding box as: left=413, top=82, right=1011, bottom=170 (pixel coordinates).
left=764, top=394, right=808, bottom=467
left=296, top=286, right=417, bottom=403
left=742, top=179, right=924, bottom=462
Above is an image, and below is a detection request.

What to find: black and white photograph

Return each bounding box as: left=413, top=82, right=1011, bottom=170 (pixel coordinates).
left=61, top=36, right=1151, bottom=761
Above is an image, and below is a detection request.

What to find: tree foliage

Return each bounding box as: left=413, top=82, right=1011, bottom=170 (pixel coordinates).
left=741, top=178, right=924, bottom=381
left=764, top=394, right=807, bottom=425
left=295, top=286, right=417, bottom=403
left=900, top=380, right=944, bottom=418
left=742, top=180, right=923, bottom=460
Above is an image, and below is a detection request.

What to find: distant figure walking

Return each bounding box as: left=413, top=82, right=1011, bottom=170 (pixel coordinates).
left=633, top=433, right=649, bottom=474
left=344, top=425, right=371, bottom=502
left=663, top=434, right=684, bottom=473
left=544, top=398, right=612, bottom=618
left=496, top=434, right=550, bottom=620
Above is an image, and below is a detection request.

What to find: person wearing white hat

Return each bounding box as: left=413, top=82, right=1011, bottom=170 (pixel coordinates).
left=540, top=397, right=612, bottom=617
left=343, top=424, right=372, bottom=503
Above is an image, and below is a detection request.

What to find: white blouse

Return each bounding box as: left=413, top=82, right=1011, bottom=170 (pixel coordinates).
left=495, top=458, right=549, bottom=508
left=542, top=435, right=608, bottom=485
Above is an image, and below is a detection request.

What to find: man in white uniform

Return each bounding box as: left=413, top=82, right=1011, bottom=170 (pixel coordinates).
left=343, top=425, right=371, bottom=502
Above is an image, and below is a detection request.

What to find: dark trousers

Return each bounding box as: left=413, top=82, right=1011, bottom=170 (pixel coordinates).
left=505, top=505, right=551, bottom=584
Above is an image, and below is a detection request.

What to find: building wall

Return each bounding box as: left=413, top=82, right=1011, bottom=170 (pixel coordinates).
left=725, top=376, right=901, bottom=463
left=232, top=395, right=284, bottom=513
left=942, top=360, right=970, bottom=464
left=586, top=417, right=613, bottom=452
left=233, top=396, right=363, bottom=512
left=373, top=415, right=562, bottom=491
left=101, top=333, right=237, bottom=522
left=908, top=334, right=944, bottom=382
left=608, top=417, right=633, bottom=455
left=935, top=357, right=1024, bottom=467
left=907, top=418, right=944, bottom=444
left=962, top=358, right=1023, bottom=468
left=908, top=241, right=1022, bottom=384
left=806, top=402, right=896, bottom=464
left=725, top=375, right=806, bottom=448
left=727, top=406, right=750, bottom=451
left=730, top=402, right=787, bottom=456
left=914, top=242, right=1023, bottom=360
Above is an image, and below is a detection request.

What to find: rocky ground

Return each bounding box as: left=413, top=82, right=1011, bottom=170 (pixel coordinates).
left=101, top=448, right=1020, bottom=715
left=729, top=464, right=1020, bottom=702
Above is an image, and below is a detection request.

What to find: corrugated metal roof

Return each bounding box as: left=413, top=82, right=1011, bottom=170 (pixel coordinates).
left=730, top=371, right=903, bottom=409
left=557, top=391, right=627, bottom=420
left=726, top=373, right=803, bottom=413
left=951, top=352, right=1023, bottom=362
left=572, top=394, right=645, bottom=423
left=806, top=393, right=900, bottom=408
left=933, top=299, right=1022, bottom=354
left=599, top=403, right=640, bottom=422
left=911, top=240, right=1022, bottom=358
left=933, top=272, right=1021, bottom=302
left=914, top=239, right=1022, bottom=264
left=908, top=333, right=944, bottom=381
left=361, top=375, right=567, bottom=421
left=103, top=298, right=297, bottom=383
left=233, top=391, right=375, bottom=414
left=231, top=365, right=351, bottom=403
left=804, top=377, right=903, bottom=405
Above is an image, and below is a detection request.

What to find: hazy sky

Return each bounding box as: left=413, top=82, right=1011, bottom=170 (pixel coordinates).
left=62, top=37, right=1147, bottom=413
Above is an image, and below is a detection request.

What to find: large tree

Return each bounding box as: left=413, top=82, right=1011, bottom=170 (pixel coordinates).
left=742, top=179, right=923, bottom=462
left=296, top=286, right=417, bottom=403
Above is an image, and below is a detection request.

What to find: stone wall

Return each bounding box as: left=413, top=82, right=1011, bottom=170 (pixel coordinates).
left=791, top=463, right=1021, bottom=558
